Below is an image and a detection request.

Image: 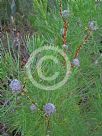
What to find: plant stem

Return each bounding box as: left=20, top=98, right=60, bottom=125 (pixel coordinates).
left=74, top=29, right=92, bottom=58
left=45, top=115, right=51, bottom=136
left=63, top=21, right=68, bottom=45
left=59, top=0, right=62, bottom=16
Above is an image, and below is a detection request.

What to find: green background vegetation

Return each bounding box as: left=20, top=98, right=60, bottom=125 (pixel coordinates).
left=0, top=0, right=102, bottom=136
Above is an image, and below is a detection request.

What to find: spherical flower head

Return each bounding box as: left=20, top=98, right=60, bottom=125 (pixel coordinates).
left=44, top=103, right=56, bottom=116
left=72, top=58, right=80, bottom=67
left=62, top=10, right=70, bottom=21
left=9, top=79, right=22, bottom=93
left=88, top=21, right=98, bottom=31
left=30, top=104, right=37, bottom=111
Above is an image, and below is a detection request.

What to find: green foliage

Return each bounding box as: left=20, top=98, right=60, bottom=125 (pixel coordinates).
left=0, top=0, right=33, bottom=24
left=0, top=0, right=102, bottom=136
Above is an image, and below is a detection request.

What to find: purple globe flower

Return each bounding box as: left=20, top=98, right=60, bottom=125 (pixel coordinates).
left=44, top=103, right=56, bottom=115
left=9, top=79, right=22, bottom=93
left=30, top=104, right=37, bottom=111
left=72, top=58, right=80, bottom=67
left=88, top=21, right=98, bottom=31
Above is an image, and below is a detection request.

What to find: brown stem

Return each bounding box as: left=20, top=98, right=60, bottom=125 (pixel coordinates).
left=74, top=29, right=92, bottom=58
left=21, top=89, right=44, bottom=112
left=45, top=115, right=51, bottom=135
left=59, top=0, right=68, bottom=46
left=59, top=0, right=62, bottom=16
left=21, top=90, right=35, bottom=104
left=63, top=21, right=68, bottom=45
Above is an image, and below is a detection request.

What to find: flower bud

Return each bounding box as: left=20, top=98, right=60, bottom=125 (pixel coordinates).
left=62, top=10, right=70, bottom=21
left=72, top=58, right=80, bottom=67
left=30, top=104, right=37, bottom=111
left=88, top=21, right=98, bottom=31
